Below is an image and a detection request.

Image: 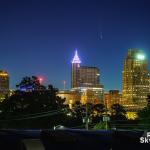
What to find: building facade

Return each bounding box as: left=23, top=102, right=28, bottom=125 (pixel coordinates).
left=57, top=90, right=81, bottom=108
left=0, top=70, right=9, bottom=102
left=71, top=50, right=81, bottom=88
left=71, top=50, right=104, bottom=104
left=104, top=90, right=122, bottom=110
left=122, top=49, right=150, bottom=111
left=79, top=66, right=100, bottom=88
left=71, top=50, right=101, bottom=89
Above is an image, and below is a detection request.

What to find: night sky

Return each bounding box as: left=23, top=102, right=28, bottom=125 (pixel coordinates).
left=0, top=0, right=150, bottom=91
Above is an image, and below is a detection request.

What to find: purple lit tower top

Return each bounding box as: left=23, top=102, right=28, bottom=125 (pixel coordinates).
left=72, top=50, right=81, bottom=64
left=71, top=50, right=103, bottom=99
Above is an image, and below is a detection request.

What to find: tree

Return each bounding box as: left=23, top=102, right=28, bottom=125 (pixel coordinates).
left=72, top=101, right=84, bottom=120
left=147, top=95, right=150, bottom=108
left=1, top=86, right=64, bottom=115
left=137, top=95, right=150, bottom=129
left=93, top=121, right=110, bottom=130
left=92, top=103, right=105, bottom=123
left=16, top=76, right=46, bottom=91
left=93, top=103, right=105, bottom=116
left=65, top=102, right=94, bottom=127
left=111, top=103, right=127, bottom=121
left=0, top=76, right=66, bottom=129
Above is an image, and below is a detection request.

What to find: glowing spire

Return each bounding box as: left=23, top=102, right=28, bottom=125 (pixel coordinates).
left=72, top=50, right=81, bottom=63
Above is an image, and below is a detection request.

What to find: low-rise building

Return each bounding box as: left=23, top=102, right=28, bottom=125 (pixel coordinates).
left=104, top=90, right=122, bottom=110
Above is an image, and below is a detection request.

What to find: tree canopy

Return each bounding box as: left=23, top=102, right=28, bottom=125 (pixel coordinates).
left=111, top=103, right=127, bottom=121
left=137, top=95, right=150, bottom=129
left=0, top=76, right=66, bottom=129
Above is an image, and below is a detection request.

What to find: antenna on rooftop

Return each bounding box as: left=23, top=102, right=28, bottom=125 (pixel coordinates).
left=63, top=80, right=66, bottom=90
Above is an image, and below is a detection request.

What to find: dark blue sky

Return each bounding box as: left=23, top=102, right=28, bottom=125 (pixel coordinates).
left=0, top=0, right=150, bottom=91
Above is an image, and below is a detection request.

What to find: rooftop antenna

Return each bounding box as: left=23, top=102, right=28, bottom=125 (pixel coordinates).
left=63, top=80, right=66, bottom=90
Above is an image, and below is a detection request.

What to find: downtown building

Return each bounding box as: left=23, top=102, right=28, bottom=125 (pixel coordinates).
left=58, top=50, right=104, bottom=106
left=122, top=49, right=150, bottom=111
left=104, top=90, right=122, bottom=110
left=0, top=70, right=9, bottom=102
left=71, top=50, right=104, bottom=104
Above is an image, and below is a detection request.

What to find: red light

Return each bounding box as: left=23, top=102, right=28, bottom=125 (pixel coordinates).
left=38, top=77, right=44, bottom=84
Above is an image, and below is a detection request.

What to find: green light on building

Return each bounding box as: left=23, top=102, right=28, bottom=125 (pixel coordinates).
left=136, top=54, right=145, bottom=60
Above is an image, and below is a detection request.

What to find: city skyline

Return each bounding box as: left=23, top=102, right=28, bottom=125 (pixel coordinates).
left=0, top=0, right=150, bottom=90
left=1, top=48, right=149, bottom=92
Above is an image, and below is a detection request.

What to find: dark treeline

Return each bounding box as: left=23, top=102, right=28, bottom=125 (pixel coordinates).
left=1, top=76, right=148, bottom=130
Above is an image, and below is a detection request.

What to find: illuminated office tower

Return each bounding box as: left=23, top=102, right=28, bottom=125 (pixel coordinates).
left=71, top=50, right=81, bottom=88
left=105, top=90, right=121, bottom=110
left=122, top=49, right=150, bottom=110
left=0, top=70, right=9, bottom=102
left=71, top=50, right=100, bottom=88
left=71, top=50, right=104, bottom=104
left=79, top=66, right=100, bottom=88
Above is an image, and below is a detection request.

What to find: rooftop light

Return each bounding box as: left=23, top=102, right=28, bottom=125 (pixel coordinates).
left=72, top=50, right=81, bottom=63
left=136, top=54, right=145, bottom=60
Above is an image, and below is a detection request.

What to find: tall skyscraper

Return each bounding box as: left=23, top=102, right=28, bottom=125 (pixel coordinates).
left=71, top=50, right=81, bottom=88
left=0, top=70, right=9, bottom=102
left=79, top=66, right=100, bottom=88
left=71, top=50, right=104, bottom=104
left=71, top=50, right=101, bottom=89
left=122, top=49, right=150, bottom=110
